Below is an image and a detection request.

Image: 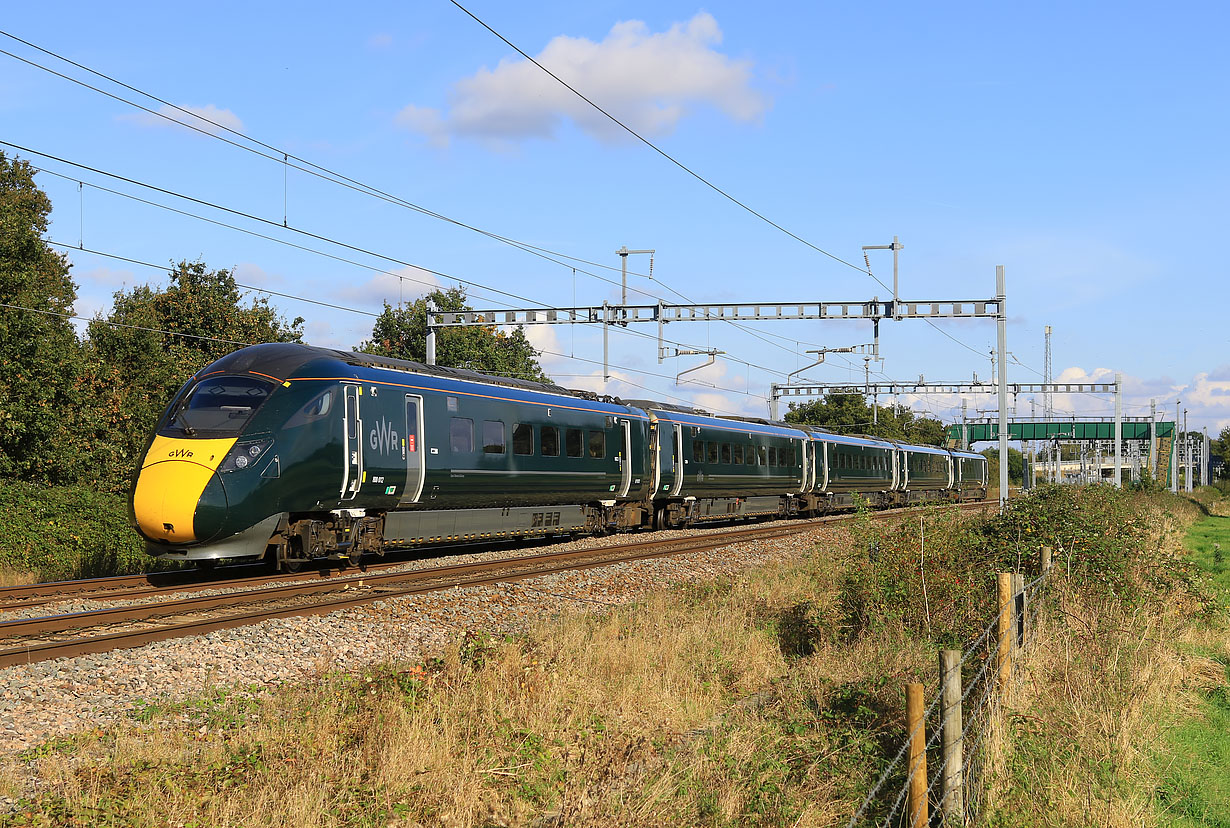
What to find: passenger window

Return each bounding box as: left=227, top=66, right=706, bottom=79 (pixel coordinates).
left=693, top=441, right=704, bottom=463
left=588, top=430, right=605, bottom=459
left=482, top=420, right=505, bottom=454
left=721, top=443, right=731, bottom=464
left=759, top=447, right=767, bottom=466
left=733, top=445, right=743, bottom=465
left=513, top=423, right=533, bottom=455
left=541, top=426, right=560, bottom=457
left=708, top=442, right=719, bottom=463
left=450, top=417, right=473, bottom=453
left=747, top=446, right=757, bottom=466
left=566, top=428, right=584, bottom=458
left=769, top=446, right=778, bottom=466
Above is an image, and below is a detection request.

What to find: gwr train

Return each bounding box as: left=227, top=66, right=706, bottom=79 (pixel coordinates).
left=130, top=343, right=987, bottom=568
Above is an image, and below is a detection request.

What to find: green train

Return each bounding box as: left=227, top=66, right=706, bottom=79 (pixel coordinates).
left=130, top=344, right=987, bottom=569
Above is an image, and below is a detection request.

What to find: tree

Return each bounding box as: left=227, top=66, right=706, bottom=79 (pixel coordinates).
left=0, top=152, right=84, bottom=483
left=359, top=286, right=547, bottom=382
left=784, top=393, right=947, bottom=446
left=84, top=261, right=304, bottom=491
left=981, top=446, right=1025, bottom=485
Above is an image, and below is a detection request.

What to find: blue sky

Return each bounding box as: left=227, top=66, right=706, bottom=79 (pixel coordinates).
left=2, top=1, right=1227, bottom=436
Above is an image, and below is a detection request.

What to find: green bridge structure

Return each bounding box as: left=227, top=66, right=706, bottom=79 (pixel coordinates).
left=946, top=419, right=1175, bottom=443
left=946, top=418, right=1179, bottom=488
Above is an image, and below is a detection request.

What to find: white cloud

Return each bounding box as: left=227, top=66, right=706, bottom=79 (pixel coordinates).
left=122, top=103, right=244, bottom=135
left=338, top=266, right=442, bottom=307
left=398, top=12, right=767, bottom=146
left=73, top=265, right=134, bottom=289
left=232, top=262, right=282, bottom=288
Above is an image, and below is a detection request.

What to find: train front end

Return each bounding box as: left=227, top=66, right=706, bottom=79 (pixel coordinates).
left=131, top=368, right=283, bottom=564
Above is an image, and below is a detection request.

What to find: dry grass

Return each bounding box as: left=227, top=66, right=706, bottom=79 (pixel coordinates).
left=979, top=496, right=1218, bottom=827
left=3, top=494, right=1211, bottom=827
left=0, top=566, right=39, bottom=588
left=3, top=551, right=931, bottom=827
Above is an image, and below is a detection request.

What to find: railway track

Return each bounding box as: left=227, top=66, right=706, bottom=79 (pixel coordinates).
left=0, top=501, right=993, bottom=669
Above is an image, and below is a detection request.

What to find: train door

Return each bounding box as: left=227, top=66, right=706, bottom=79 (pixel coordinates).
left=671, top=423, right=684, bottom=496
left=617, top=418, right=633, bottom=497
left=341, top=384, right=363, bottom=500
left=820, top=442, right=830, bottom=491
left=398, top=394, right=426, bottom=505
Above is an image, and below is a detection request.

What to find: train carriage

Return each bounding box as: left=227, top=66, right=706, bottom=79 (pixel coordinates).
left=896, top=443, right=954, bottom=504
left=951, top=449, right=989, bottom=501
left=131, top=342, right=987, bottom=569
left=802, top=430, right=898, bottom=509
left=133, top=344, right=652, bottom=568
left=631, top=405, right=807, bottom=527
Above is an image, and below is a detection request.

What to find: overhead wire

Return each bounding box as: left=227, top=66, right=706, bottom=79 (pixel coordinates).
left=0, top=31, right=969, bottom=385
left=2, top=30, right=998, bottom=410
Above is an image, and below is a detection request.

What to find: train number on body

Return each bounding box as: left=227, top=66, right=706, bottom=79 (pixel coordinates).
left=531, top=511, right=562, bottom=528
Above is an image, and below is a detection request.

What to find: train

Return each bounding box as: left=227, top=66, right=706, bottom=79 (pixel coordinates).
left=129, top=343, right=988, bottom=569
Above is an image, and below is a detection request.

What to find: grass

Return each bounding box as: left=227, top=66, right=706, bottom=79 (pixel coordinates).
left=1151, top=511, right=1230, bottom=827
left=0, top=487, right=1209, bottom=827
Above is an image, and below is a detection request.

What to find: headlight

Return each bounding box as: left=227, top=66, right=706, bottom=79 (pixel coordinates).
left=220, top=438, right=274, bottom=473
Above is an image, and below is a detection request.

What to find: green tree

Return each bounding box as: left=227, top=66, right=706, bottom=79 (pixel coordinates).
left=0, top=152, right=84, bottom=483
left=84, top=261, right=304, bottom=491
left=359, top=286, right=547, bottom=381
left=981, top=446, right=1025, bottom=485
left=784, top=393, right=947, bottom=445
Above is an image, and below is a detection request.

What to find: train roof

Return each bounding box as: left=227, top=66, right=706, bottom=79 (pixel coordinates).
left=951, top=449, right=987, bottom=460
left=636, top=405, right=808, bottom=439
left=201, top=343, right=637, bottom=407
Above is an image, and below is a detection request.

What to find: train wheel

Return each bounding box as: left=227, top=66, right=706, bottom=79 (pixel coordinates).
left=655, top=507, right=668, bottom=530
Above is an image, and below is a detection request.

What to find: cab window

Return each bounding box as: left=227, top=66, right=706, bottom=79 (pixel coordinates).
left=166, top=375, right=275, bottom=435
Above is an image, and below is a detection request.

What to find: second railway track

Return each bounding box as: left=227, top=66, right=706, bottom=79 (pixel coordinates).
left=0, top=501, right=993, bottom=669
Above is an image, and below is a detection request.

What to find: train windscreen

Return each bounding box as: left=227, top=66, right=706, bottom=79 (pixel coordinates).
left=163, top=376, right=276, bottom=436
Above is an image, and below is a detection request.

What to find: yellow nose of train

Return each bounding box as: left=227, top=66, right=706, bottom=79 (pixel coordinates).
left=132, top=436, right=236, bottom=543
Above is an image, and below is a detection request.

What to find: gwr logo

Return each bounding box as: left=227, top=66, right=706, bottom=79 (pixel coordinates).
left=369, top=418, right=400, bottom=455
left=168, top=448, right=194, bottom=459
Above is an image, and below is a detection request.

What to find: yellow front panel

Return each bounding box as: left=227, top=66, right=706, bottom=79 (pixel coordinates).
left=132, top=436, right=236, bottom=542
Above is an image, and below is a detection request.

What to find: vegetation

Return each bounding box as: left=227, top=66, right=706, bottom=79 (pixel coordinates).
left=0, top=155, right=548, bottom=575
left=784, top=393, right=947, bottom=445
left=3, top=487, right=1210, bottom=826
left=359, top=285, right=548, bottom=382
left=0, top=478, right=149, bottom=581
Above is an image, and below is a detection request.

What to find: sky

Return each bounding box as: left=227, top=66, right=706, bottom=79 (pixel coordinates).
left=2, top=1, right=1227, bottom=440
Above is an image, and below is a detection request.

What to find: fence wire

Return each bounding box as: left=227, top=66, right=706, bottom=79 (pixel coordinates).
left=845, top=567, right=1053, bottom=827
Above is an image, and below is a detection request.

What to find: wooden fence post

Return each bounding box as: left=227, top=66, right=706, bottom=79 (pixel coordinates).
left=939, top=650, right=964, bottom=824
left=1040, top=545, right=1053, bottom=574
left=996, top=573, right=1014, bottom=692
left=1012, top=572, right=1026, bottom=647
left=907, top=682, right=929, bottom=828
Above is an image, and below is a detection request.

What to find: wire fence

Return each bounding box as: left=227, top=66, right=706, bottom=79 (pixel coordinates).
left=846, top=551, right=1055, bottom=827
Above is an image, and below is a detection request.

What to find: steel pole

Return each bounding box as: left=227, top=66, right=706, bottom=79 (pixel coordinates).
left=997, top=266, right=1009, bottom=509
left=1185, top=409, right=1191, bottom=491
left=1174, top=401, right=1180, bottom=492
left=425, top=298, right=437, bottom=366
left=1150, top=399, right=1157, bottom=479
left=603, top=300, right=610, bottom=383
left=1203, top=427, right=1209, bottom=487
left=1114, top=372, right=1122, bottom=487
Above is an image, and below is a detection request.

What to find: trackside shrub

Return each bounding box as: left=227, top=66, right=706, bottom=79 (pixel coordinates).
left=0, top=477, right=153, bottom=579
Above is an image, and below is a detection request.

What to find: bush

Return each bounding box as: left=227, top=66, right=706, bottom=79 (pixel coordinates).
left=0, top=477, right=155, bottom=580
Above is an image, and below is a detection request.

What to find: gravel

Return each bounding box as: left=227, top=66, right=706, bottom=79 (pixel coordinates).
left=0, top=521, right=842, bottom=758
